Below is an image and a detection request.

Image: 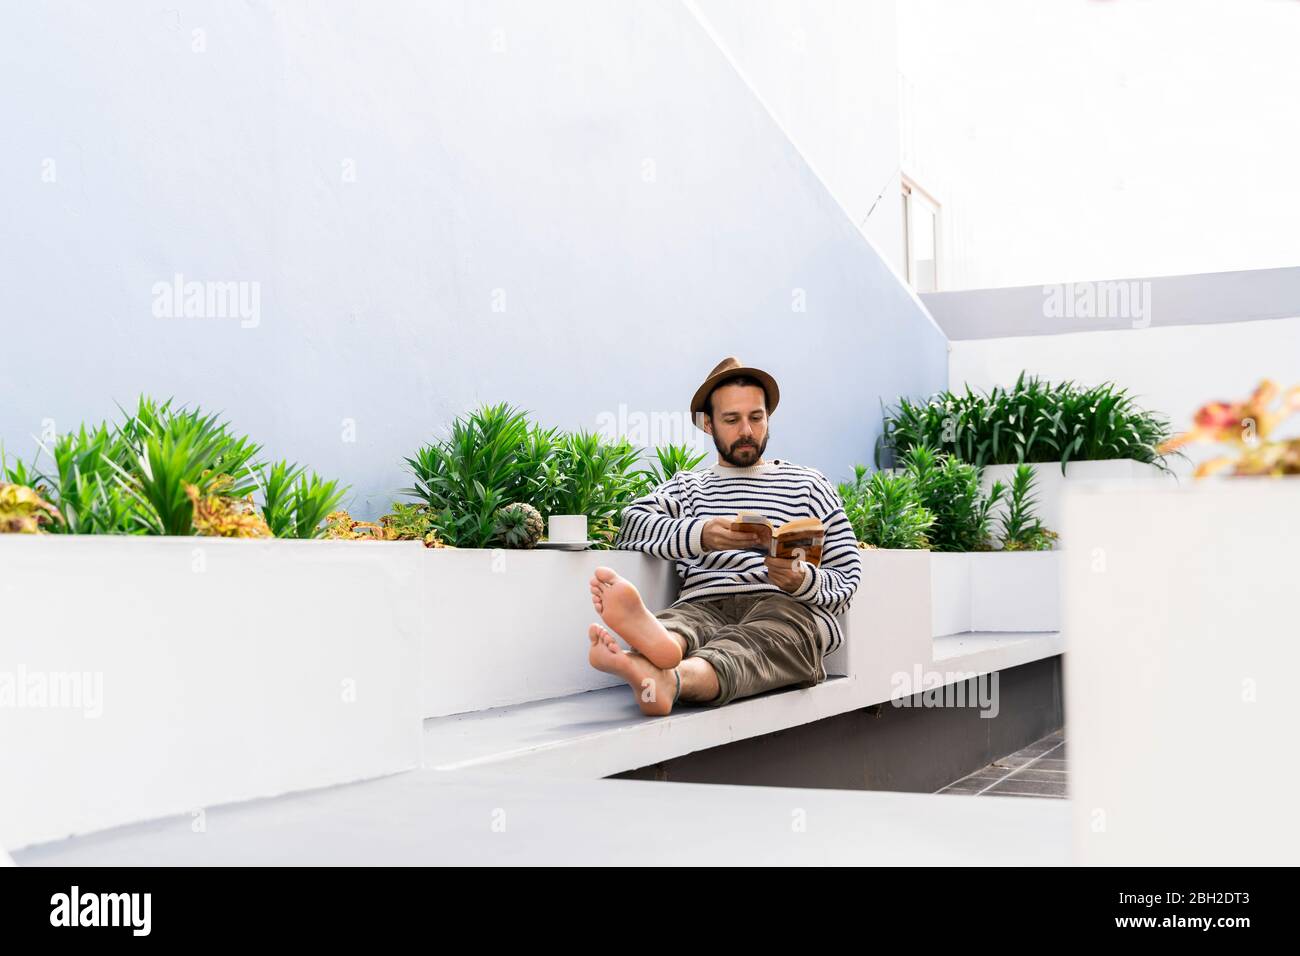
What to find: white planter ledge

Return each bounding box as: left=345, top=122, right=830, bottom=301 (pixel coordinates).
left=981, top=458, right=1172, bottom=534
left=0, top=535, right=423, bottom=851
left=2, top=540, right=1068, bottom=851
left=929, top=551, right=1059, bottom=636
left=419, top=547, right=677, bottom=718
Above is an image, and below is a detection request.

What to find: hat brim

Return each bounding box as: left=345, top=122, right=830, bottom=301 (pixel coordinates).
left=690, top=366, right=780, bottom=428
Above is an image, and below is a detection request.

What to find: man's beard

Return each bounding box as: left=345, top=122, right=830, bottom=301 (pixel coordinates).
left=715, top=431, right=768, bottom=467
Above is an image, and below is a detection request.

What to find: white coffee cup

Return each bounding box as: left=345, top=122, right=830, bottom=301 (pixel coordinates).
left=548, top=514, right=588, bottom=543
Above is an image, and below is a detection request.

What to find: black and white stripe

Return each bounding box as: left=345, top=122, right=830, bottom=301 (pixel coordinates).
left=614, top=459, right=861, bottom=654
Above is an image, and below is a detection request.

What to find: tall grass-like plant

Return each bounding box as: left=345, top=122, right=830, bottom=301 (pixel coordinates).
left=998, top=463, right=1058, bottom=552
left=260, top=460, right=348, bottom=539
left=106, top=398, right=263, bottom=536
left=641, top=444, right=709, bottom=486
left=838, top=465, right=934, bottom=550
left=2, top=446, right=53, bottom=511
left=5, top=397, right=348, bottom=538
left=405, top=404, right=544, bottom=548
left=403, top=406, right=709, bottom=548
left=551, top=431, right=650, bottom=548
left=42, top=425, right=139, bottom=534
left=547, top=431, right=643, bottom=519
left=879, top=373, right=1176, bottom=472
left=903, top=445, right=1004, bottom=552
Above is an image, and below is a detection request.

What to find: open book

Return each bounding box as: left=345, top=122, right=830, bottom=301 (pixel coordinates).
left=729, top=512, right=826, bottom=566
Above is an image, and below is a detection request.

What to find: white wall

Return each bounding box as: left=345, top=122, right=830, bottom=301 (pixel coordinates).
left=1064, top=482, right=1300, bottom=864
left=898, top=0, right=1300, bottom=290
left=0, top=0, right=944, bottom=516
left=692, top=0, right=905, bottom=274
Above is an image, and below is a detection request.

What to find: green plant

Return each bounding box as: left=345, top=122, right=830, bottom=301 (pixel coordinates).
left=322, top=504, right=447, bottom=546
left=5, top=397, right=348, bottom=539
left=37, top=424, right=139, bottom=535
left=405, top=403, right=542, bottom=547
left=838, top=465, right=934, bottom=550
left=403, top=405, right=668, bottom=549
left=493, top=501, right=544, bottom=548
left=2, top=445, right=42, bottom=488
left=642, top=444, right=709, bottom=486
left=259, top=460, right=348, bottom=539
left=105, top=398, right=263, bottom=536
left=548, top=431, right=644, bottom=519
left=378, top=502, right=445, bottom=546
left=903, top=445, right=1004, bottom=552
left=999, top=464, right=1059, bottom=552
left=879, top=373, right=1176, bottom=473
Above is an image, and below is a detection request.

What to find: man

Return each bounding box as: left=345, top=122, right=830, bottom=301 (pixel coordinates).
left=587, top=356, right=861, bottom=715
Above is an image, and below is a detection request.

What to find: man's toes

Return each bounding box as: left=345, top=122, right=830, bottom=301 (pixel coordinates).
left=593, top=566, right=617, bottom=589
left=588, top=623, right=617, bottom=652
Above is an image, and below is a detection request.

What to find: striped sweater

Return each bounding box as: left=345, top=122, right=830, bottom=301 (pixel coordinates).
left=613, top=459, right=861, bottom=654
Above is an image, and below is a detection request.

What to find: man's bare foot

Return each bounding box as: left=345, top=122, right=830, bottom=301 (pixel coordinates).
left=588, top=623, right=678, bottom=716
left=588, top=566, right=683, bottom=668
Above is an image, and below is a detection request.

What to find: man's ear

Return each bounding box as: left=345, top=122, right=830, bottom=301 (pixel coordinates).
left=696, top=411, right=713, bottom=435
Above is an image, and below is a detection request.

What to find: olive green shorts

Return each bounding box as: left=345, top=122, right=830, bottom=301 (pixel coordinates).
left=654, top=591, right=826, bottom=707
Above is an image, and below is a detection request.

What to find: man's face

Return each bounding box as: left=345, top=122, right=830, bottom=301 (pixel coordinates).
left=704, top=383, right=769, bottom=466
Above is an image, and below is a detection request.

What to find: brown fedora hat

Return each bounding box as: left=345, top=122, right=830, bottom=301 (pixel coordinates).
left=690, top=356, right=780, bottom=427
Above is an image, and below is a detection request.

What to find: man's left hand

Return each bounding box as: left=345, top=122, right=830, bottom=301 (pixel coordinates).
left=764, top=556, right=807, bottom=594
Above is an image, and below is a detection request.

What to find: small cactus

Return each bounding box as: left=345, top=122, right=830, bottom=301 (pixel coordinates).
left=494, top=502, right=544, bottom=549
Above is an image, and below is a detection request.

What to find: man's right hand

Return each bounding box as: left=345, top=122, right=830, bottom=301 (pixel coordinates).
left=701, top=517, right=763, bottom=553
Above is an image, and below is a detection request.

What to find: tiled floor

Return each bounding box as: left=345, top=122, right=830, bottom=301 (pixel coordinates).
left=935, top=728, right=1068, bottom=799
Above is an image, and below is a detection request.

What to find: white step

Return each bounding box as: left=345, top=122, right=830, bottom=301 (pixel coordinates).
left=423, top=630, right=1063, bottom=778
left=13, top=766, right=1071, bottom=867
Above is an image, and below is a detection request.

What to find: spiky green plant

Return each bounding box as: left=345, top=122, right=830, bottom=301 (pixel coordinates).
left=404, top=404, right=667, bottom=548
left=903, top=445, right=1004, bottom=552
left=998, top=463, right=1058, bottom=552
left=879, top=373, right=1176, bottom=473
left=547, top=431, right=643, bottom=521
left=38, top=424, right=139, bottom=534
left=838, top=465, right=934, bottom=550
left=405, top=403, right=543, bottom=547
left=260, top=460, right=348, bottom=539
left=641, top=443, right=708, bottom=486
left=6, top=399, right=349, bottom=539
left=2, top=445, right=41, bottom=488
left=104, top=397, right=263, bottom=536
left=548, top=432, right=677, bottom=549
